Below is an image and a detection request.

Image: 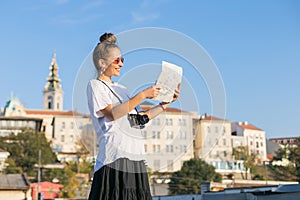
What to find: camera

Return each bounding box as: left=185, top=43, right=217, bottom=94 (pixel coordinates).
left=128, top=113, right=149, bottom=129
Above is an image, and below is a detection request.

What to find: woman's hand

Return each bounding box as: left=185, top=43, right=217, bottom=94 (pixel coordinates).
left=171, top=83, right=181, bottom=102
left=142, top=86, right=161, bottom=99
left=159, top=84, right=181, bottom=110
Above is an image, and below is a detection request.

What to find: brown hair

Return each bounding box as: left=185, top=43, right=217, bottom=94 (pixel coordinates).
left=93, top=33, right=119, bottom=75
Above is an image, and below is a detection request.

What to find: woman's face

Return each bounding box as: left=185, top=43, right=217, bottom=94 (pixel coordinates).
left=103, top=47, right=123, bottom=77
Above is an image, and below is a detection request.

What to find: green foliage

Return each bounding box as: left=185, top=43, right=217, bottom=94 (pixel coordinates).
left=68, top=156, right=94, bottom=174
left=232, top=146, right=257, bottom=179
left=252, top=174, right=264, bottom=180
left=267, top=137, right=300, bottom=182
left=0, top=130, right=57, bottom=175
left=4, top=158, right=22, bottom=174
left=58, top=164, right=80, bottom=198
left=0, top=130, right=92, bottom=198
left=168, top=158, right=222, bottom=195
left=285, top=137, right=300, bottom=182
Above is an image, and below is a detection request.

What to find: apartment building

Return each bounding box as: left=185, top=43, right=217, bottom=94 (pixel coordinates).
left=231, top=121, right=267, bottom=164
left=142, top=104, right=197, bottom=172
left=193, top=114, right=245, bottom=173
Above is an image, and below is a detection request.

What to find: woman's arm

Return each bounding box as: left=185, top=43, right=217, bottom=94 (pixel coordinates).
left=97, top=86, right=160, bottom=121
left=142, top=84, right=181, bottom=120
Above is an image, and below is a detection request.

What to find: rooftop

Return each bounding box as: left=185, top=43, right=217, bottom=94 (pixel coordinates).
left=0, top=174, right=30, bottom=190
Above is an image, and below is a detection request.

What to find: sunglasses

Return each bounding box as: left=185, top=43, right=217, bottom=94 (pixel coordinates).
left=112, top=57, right=124, bottom=65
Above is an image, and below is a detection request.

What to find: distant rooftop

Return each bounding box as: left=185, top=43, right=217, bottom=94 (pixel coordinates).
left=0, top=174, right=30, bottom=190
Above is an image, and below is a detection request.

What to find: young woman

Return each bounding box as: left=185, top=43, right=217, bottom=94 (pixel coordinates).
left=87, top=32, right=180, bottom=199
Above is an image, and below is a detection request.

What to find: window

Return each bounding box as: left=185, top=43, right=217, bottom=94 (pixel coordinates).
left=152, top=131, right=156, bottom=139
left=144, top=144, right=147, bottom=153
left=180, top=131, right=187, bottom=139
left=70, top=135, right=74, bottom=142
left=153, top=145, right=161, bottom=153
left=222, top=126, right=226, bottom=134
left=220, top=161, right=226, bottom=169
left=70, top=122, right=74, bottom=129
left=157, top=131, right=160, bottom=139
left=166, top=145, right=174, bottom=153
left=62, top=122, right=65, bottom=129
left=166, top=131, right=174, bottom=139
left=215, top=126, right=219, bottom=133
left=178, top=118, right=186, bottom=126
left=47, top=96, right=53, bottom=109
left=224, top=151, right=227, bottom=157
left=61, top=135, right=65, bottom=142
left=152, top=131, right=160, bottom=139
left=157, top=145, right=161, bottom=153
left=207, top=126, right=211, bottom=133
left=166, top=118, right=173, bottom=126
left=256, top=142, right=259, bottom=148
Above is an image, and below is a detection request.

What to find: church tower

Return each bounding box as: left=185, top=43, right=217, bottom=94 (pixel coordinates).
left=43, top=52, right=64, bottom=111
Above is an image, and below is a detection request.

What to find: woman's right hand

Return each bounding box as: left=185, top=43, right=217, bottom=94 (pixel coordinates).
left=142, top=86, right=161, bottom=99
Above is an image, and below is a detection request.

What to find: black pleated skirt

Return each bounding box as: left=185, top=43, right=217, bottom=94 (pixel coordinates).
left=88, top=158, right=152, bottom=200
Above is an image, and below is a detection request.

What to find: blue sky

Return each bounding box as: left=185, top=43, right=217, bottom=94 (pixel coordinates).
left=0, top=0, right=299, bottom=138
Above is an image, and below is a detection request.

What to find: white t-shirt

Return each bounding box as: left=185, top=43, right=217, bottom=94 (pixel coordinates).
left=87, top=79, right=146, bottom=172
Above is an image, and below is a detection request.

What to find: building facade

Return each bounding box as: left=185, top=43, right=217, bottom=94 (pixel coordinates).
left=0, top=53, right=92, bottom=162
left=143, top=104, right=197, bottom=172
left=269, top=137, right=298, bottom=148
left=231, top=121, right=267, bottom=164
left=193, top=114, right=245, bottom=173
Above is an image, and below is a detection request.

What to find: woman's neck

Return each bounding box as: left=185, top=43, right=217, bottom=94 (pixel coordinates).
left=98, top=75, right=113, bottom=84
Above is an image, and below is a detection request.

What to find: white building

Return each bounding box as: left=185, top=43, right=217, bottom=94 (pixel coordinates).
left=142, top=103, right=197, bottom=172
left=231, top=121, right=267, bottom=164
left=193, top=114, right=246, bottom=173
left=0, top=52, right=92, bottom=162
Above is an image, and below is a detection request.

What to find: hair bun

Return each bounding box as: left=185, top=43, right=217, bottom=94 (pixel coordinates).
left=99, top=32, right=117, bottom=44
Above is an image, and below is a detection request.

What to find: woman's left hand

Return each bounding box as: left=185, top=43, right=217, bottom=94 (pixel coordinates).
left=172, top=83, right=181, bottom=102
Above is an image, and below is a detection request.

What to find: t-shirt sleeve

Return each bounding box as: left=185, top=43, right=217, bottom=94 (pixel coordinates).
left=87, top=80, right=112, bottom=118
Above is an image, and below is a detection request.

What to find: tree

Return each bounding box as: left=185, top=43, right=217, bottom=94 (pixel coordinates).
left=0, top=130, right=57, bottom=176
left=287, top=137, right=300, bottom=182
left=232, top=146, right=257, bottom=179
left=58, top=164, right=81, bottom=198
left=168, top=158, right=222, bottom=195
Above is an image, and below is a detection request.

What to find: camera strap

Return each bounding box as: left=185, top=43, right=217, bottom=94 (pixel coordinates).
left=97, top=79, right=139, bottom=113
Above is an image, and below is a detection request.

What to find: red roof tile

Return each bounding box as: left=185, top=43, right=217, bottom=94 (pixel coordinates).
left=196, top=114, right=230, bottom=122
left=238, top=123, right=263, bottom=131
left=25, top=110, right=82, bottom=116
left=140, top=105, right=186, bottom=113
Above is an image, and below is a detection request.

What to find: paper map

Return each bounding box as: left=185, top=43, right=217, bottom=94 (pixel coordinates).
left=154, top=61, right=182, bottom=102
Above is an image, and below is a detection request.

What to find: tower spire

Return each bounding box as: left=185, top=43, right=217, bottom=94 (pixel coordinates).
left=43, top=51, right=64, bottom=110
left=44, top=51, right=62, bottom=91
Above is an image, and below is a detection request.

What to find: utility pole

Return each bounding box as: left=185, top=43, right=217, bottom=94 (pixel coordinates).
left=38, top=149, right=42, bottom=200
